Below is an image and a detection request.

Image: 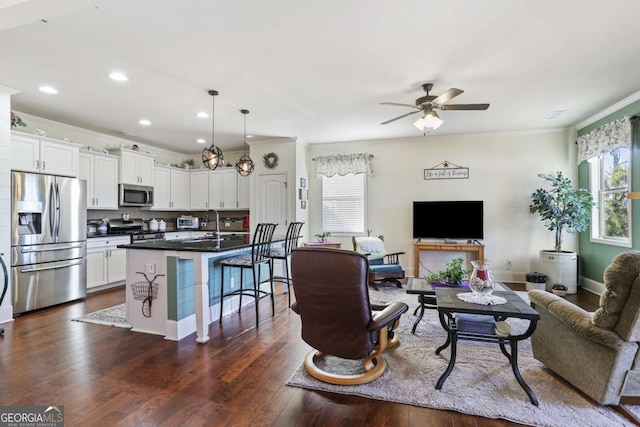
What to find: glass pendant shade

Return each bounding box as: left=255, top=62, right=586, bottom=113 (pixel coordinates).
left=202, top=90, right=224, bottom=170
left=414, top=109, right=443, bottom=131
left=235, top=109, right=255, bottom=176
left=236, top=154, right=254, bottom=176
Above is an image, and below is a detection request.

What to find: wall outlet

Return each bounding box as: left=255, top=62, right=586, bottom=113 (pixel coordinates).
left=144, top=263, right=155, bottom=274
left=506, top=259, right=512, bottom=270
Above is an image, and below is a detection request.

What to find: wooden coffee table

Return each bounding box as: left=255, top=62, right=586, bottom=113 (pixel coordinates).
left=434, top=288, right=540, bottom=405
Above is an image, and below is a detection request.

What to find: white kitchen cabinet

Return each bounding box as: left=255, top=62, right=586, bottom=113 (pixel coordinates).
left=79, top=151, right=119, bottom=209
left=189, top=170, right=210, bottom=210
left=152, top=165, right=189, bottom=210
left=86, top=236, right=130, bottom=290
left=116, top=149, right=155, bottom=186
left=190, top=168, right=247, bottom=210
left=237, top=174, right=250, bottom=209
left=11, top=131, right=80, bottom=177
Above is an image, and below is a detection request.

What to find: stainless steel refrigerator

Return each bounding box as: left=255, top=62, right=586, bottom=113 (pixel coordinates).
left=11, top=172, right=87, bottom=315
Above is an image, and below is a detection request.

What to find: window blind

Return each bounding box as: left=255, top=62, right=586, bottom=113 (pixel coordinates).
left=322, top=173, right=365, bottom=233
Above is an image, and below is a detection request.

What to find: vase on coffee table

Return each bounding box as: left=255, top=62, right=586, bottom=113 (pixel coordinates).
left=469, top=260, right=495, bottom=296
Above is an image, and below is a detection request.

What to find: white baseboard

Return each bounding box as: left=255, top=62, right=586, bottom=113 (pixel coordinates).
left=580, top=276, right=604, bottom=296
left=0, top=305, right=13, bottom=325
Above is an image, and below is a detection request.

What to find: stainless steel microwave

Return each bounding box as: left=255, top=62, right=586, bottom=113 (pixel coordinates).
left=119, top=184, right=154, bottom=207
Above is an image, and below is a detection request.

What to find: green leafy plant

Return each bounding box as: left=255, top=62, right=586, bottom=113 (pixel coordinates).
left=424, top=257, right=471, bottom=287
left=529, top=172, right=595, bottom=253
left=314, top=231, right=331, bottom=242
left=11, top=111, right=26, bottom=128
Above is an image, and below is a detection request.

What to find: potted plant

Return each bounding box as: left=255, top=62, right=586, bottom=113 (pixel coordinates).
left=314, top=231, right=331, bottom=242
left=424, top=257, right=471, bottom=287
left=529, top=171, right=595, bottom=294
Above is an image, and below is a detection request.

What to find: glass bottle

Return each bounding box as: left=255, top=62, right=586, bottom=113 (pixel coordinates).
left=469, top=260, right=495, bottom=296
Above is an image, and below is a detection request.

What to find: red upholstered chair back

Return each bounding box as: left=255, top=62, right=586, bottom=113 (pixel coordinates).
left=291, top=247, right=375, bottom=359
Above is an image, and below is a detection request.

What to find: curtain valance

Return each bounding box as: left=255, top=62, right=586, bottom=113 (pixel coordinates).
left=313, top=153, right=373, bottom=177
left=577, top=116, right=631, bottom=163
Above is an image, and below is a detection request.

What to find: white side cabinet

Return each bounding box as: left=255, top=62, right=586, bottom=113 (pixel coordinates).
left=153, top=165, right=189, bottom=210
left=115, top=149, right=155, bottom=185
left=86, top=236, right=130, bottom=290
left=79, top=151, right=119, bottom=209
left=11, top=131, right=81, bottom=177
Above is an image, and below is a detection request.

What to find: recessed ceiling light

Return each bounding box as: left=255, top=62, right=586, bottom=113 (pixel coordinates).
left=109, top=72, right=128, bottom=82
left=196, top=112, right=209, bottom=118
left=196, top=138, right=206, bottom=144
left=138, top=119, right=152, bottom=126
left=246, top=134, right=254, bottom=138
left=38, top=86, right=58, bottom=94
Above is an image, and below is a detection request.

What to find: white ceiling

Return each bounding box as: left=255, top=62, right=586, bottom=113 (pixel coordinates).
left=2, top=0, right=640, bottom=154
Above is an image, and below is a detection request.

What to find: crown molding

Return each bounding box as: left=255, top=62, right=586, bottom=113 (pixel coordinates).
left=576, top=90, right=640, bottom=130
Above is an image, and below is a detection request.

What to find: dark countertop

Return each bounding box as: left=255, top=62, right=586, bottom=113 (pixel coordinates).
left=117, top=235, right=285, bottom=253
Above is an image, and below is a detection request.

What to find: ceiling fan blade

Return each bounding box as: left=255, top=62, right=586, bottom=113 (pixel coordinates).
left=380, top=110, right=421, bottom=125
left=440, top=103, right=490, bottom=111
left=431, top=88, right=464, bottom=106
left=380, top=102, right=419, bottom=108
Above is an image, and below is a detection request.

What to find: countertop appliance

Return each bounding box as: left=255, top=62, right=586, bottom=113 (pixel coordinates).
left=104, top=219, right=166, bottom=242
left=119, top=183, right=154, bottom=207
left=11, top=172, right=87, bottom=315
left=177, top=216, right=199, bottom=230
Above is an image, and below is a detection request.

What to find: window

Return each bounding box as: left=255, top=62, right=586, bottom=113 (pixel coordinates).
left=589, top=147, right=632, bottom=247
left=321, top=173, right=366, bottom=234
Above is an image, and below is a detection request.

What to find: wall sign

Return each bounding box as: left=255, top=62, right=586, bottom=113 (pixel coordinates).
left=424, top=160, right=469, bottom=180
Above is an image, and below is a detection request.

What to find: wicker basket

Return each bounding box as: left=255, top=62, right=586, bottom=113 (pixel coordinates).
left=130, top=281, right=159, bottom=301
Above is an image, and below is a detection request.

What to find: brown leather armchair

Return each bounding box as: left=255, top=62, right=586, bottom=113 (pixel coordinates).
left=291, top=247, right=408, bottom=385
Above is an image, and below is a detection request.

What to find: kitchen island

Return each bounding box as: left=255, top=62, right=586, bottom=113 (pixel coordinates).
left=118, top=235, right=281, bottom=343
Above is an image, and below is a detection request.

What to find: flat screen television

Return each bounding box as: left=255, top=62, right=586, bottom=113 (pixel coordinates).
left=413, top=201, right=483, bottom=240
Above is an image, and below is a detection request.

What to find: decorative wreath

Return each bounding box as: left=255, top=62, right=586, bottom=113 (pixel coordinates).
left=263, top=152, right=279, bottom=169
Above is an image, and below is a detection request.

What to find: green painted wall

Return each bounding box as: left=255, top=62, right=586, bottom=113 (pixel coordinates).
left=578, top=99, right=640, bottom=282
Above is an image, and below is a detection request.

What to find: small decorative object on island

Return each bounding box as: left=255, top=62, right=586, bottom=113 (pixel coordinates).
left=314, top=231, right=331, bottom=242
left=424, top=257, right=470, bottom=287
left=10, top=111, right=26, bottom=128
left=183, top=158, right=195, bottom=169
left=469, top=260, right=495, bottom=296
left=529, top=172, right=595, bottom=294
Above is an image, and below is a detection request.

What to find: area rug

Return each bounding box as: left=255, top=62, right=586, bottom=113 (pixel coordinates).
left=286, top=287, right=634, bottom=427
left=72, top=304, right=132, bottom=329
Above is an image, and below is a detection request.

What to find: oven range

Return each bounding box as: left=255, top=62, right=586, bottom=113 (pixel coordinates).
left=104, top=219, right=166, bottom=243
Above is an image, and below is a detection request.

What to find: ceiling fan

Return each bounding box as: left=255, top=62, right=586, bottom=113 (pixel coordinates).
left=380, top=83, right=490, bottom=131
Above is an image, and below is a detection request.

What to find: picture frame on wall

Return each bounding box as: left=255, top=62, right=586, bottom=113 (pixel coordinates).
left=299, top=189, right=308, bottom=200
left=301, top=200, right=307, bottom=209
left=300, top=177, right=306, bottom=188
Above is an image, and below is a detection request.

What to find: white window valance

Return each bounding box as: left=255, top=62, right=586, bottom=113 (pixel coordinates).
left=313, top=153, right=373, bottom=177
left=577, top=116, right=631, bottom=163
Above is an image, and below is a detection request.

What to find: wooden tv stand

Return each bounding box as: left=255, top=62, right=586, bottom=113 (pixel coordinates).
left=414, top=242, right=485, bottom=277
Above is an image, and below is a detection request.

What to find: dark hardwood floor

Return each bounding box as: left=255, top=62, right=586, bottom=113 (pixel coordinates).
left=0, top=283, right=599, bottom=427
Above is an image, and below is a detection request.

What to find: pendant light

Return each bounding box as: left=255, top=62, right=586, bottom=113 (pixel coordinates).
left=235, top=109, right=255, bottom=176
left=201, top=90, right=224, bottom=170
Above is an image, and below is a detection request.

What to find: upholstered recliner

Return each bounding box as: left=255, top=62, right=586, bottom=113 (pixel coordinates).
left=529, top=251, right=640, bottom=406
left=352, top=235, right=405, bottom=289
left=291, top=247, right=408, bottom=385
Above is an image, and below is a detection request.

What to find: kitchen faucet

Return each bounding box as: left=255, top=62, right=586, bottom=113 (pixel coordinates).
left=202, top=210, right=220, bottom=242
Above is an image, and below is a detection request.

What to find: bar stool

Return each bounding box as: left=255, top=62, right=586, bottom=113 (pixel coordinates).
left=270, top=221, right=304, bottom=308
left=219, top=223, right=277, bottom=327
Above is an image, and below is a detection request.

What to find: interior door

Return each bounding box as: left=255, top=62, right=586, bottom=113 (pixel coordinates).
left=256, top=173, right=288, bottom=232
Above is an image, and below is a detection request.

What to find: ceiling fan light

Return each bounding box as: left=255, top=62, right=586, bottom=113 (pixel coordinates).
left=413, top=117, right=426, bottom=130
left=423, top=111, right=443, bottom=129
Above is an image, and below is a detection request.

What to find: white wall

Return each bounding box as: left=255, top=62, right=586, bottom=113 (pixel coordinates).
left=0, top=87, right=20, bottom=324
left=307, top=129, right=577, bottom=282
